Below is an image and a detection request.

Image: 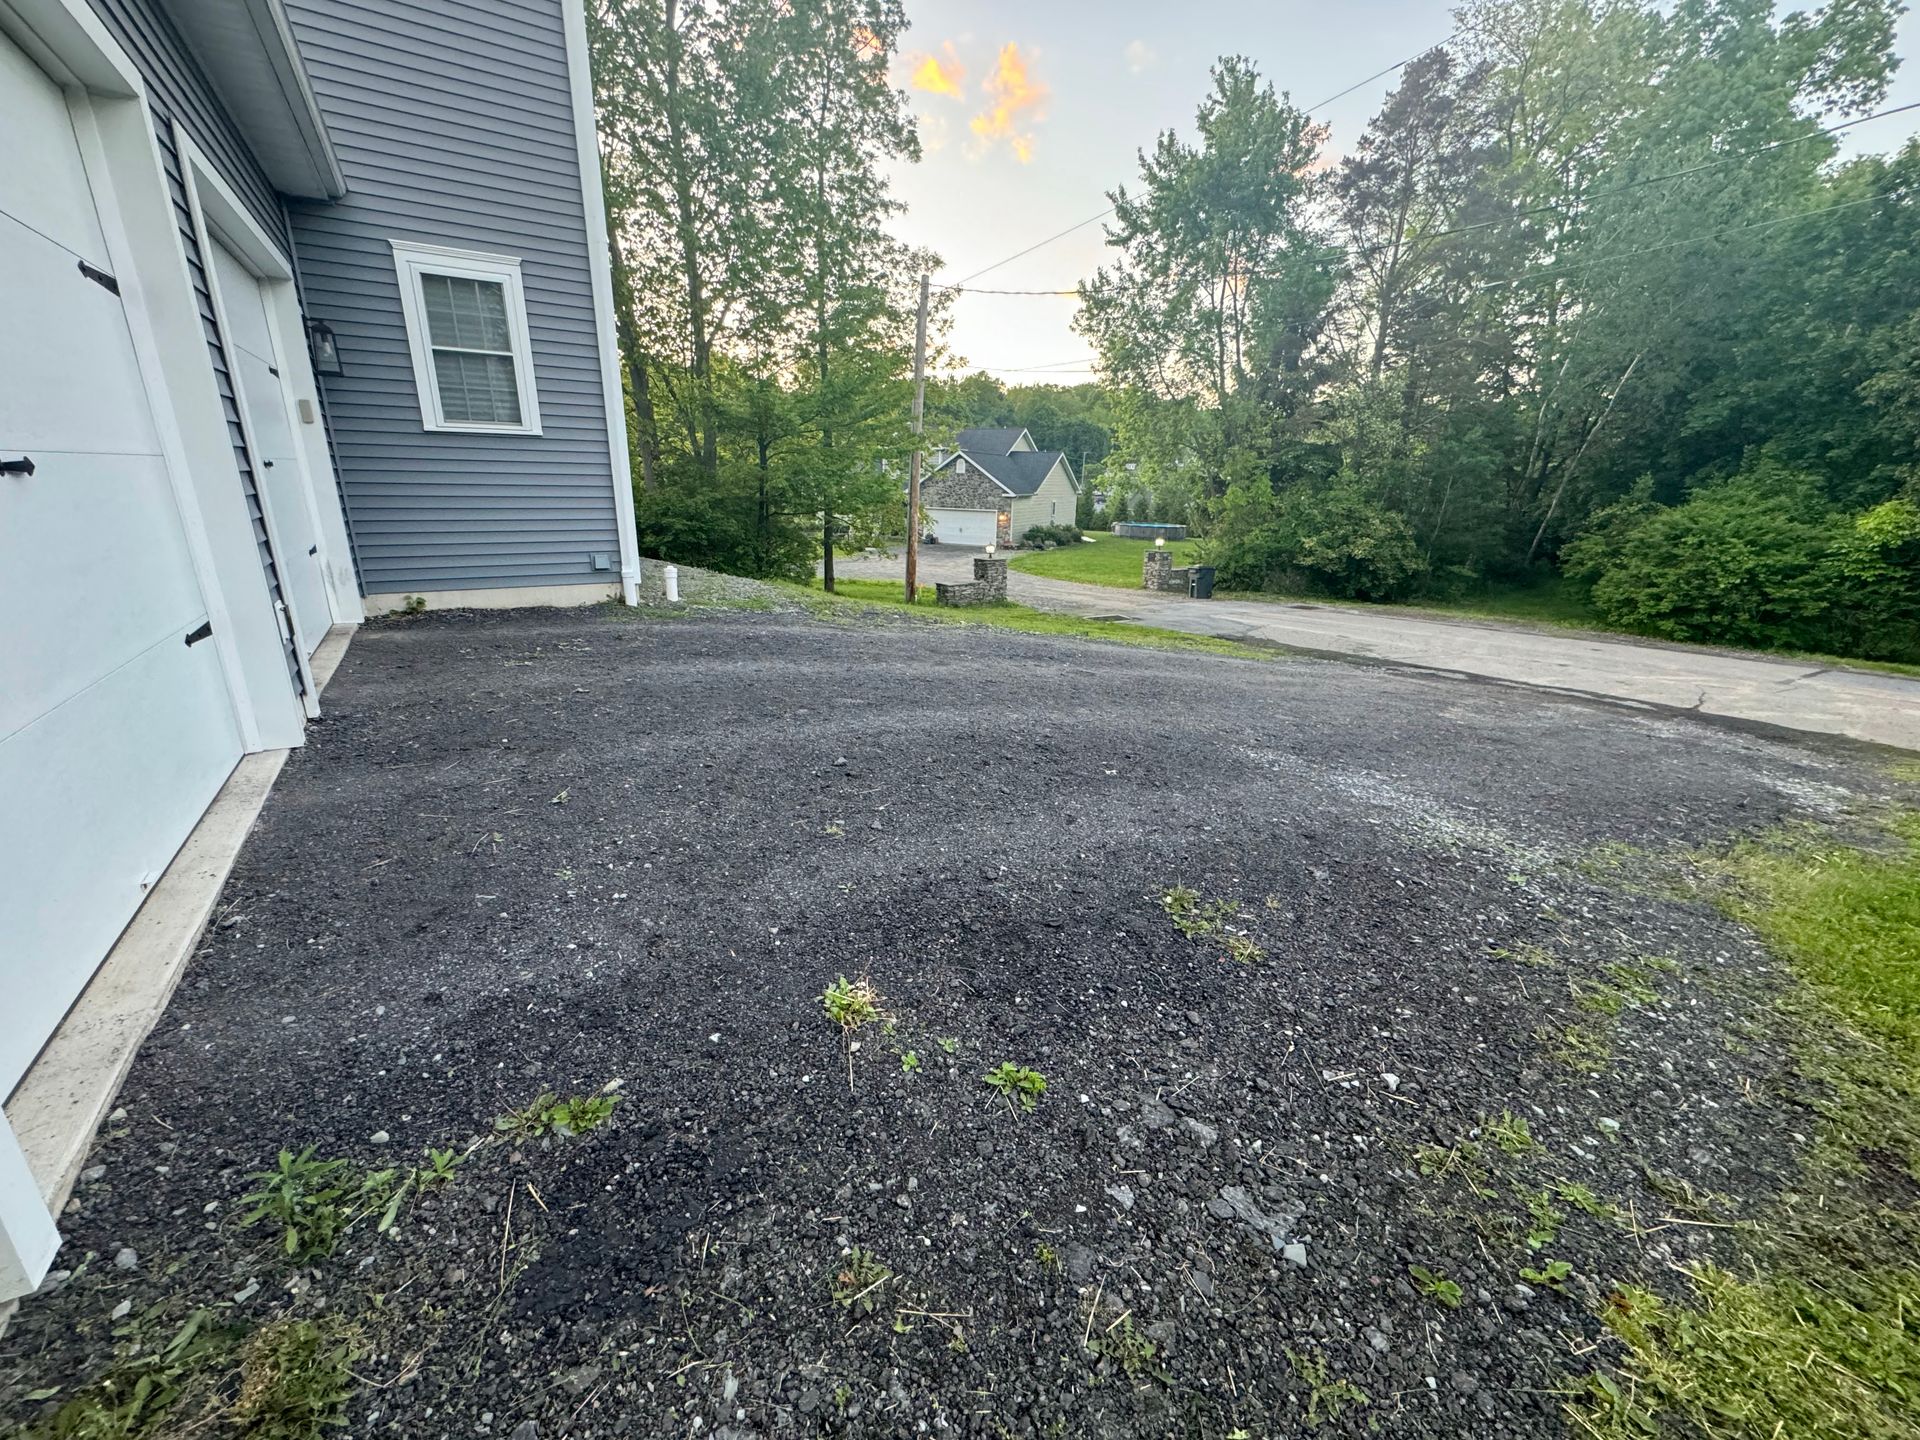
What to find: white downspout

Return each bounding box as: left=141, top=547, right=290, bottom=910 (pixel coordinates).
left=561, top=0, right=642, bottom=606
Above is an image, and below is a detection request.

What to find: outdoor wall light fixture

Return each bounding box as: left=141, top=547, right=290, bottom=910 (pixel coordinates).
left=306, top=318, right=344, bottom=377
left=985, top=543, right=996, bottom=558
left=1155, top=536, right=1166, bottom=548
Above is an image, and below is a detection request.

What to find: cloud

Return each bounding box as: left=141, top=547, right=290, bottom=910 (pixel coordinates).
left=917, top=111, right=952, bottom=154
left=1124, top=39, right=1156, bottom=74
left=970, top=42, right=1048, bottom=162
left=908, top=42, right=966, bottom=100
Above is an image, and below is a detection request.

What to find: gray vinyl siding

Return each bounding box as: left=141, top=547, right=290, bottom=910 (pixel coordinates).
left=282, top=0, right=621, bottom=594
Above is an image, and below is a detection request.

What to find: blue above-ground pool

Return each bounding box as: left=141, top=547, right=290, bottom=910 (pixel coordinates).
left=1110, top=521, right=1189, bottom=541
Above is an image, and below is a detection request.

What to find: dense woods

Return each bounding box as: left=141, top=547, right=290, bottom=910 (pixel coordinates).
left=593, top=0, right=1919, bottom=660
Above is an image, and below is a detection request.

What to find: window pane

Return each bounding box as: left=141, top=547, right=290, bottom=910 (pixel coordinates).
left=433, top=349, right=523, bottom=425
left=421, top=272, right=512, bottom=351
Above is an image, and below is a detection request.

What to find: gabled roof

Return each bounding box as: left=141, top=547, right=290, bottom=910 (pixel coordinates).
left=954, top=427, right=1031, bottom=455
left=932, top=447, right=1076, bottom=498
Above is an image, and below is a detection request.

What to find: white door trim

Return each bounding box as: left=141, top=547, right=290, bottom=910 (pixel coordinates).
left=176, top=133, right=359, bottom=621
left=176, top=137, right=320, bottom=714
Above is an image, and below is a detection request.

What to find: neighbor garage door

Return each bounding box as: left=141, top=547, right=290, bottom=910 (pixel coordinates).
left=0, top=32, right=244, bottom=1095
left=928, top=508, right=997, bottom=547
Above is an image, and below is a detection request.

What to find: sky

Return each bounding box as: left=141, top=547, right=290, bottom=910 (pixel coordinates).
left=881, top=0, right=1920, bottom=385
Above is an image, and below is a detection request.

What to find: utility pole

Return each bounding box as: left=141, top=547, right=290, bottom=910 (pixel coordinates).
left=905, top=272, right=929, bottom=603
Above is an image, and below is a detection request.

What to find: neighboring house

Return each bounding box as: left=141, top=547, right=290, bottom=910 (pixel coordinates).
left=0, top=0, right=637, bottom=1298
left=920, top=427, right=1079, bottom=547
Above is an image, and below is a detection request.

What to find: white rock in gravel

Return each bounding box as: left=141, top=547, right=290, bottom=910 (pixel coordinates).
left=82, top=1165, right=107, bottom=1183
left=1381, top=1073, right=1400, bottom=1092
left=113, top=1247, right=138, bottom=1271
left=110, top=1299, right=132, bottom=1320
left=1106, top=1183, right=1136, bottom=1211
left=233, top=1278, right=260, bottom=1303
left=1282, top=1242, right=1309, bottom=1269
left=370, top=1130, right=391, bottom=1145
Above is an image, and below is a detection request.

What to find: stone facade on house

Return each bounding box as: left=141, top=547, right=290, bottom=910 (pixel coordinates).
left=921, top=465, right=1012, bottom=512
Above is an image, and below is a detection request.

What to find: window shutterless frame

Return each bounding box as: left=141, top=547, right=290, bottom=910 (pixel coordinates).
left=389, top=240, right=542, bottom=435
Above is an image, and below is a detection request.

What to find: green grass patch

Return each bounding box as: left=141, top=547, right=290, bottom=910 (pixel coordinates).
left=1578, top=813, right=1920, bottom=1439
left=800, top=577, right=1275, bottom=661
left=1008, top=531, right=1200, bottom=586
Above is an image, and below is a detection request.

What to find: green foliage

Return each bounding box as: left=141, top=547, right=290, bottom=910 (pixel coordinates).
left=17, top=1312, right=357, bottom=1440
left=1207, top=480, right=1425, bottom=601
left=982, top=1062, right=1048, bottom=1113
left=1408, top=1264, right=1463, bottom=1309
left=1523, top=1189, right=1564, bottom=1250
left=1086, top=1311, right=1162, bottom=1382
left=820, top=975, right=883, bottom=1033
left=228, top=1319, right=360, bottom=1439
left=1020, top=523, right=1083, bottom=549
left=1222, top=934, right=1265, bottom=965
left=240, top=1149, right=351, bottom=1260
left=1285, top=1347, right=1371, bottom=1427
left=830, top=1247, right=891, bottom=1314
left=899, top=1049, right=919, bottom=1076
left=1519, top=1258, right=1573, bottom=1292
left=1486, top=1110, right=1542, bottom=1156
left=493, top=1091, right=619, bottom=1140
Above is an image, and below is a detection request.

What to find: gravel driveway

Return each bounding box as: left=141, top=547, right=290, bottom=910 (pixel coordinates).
left=2, top=604, right=1897, bottom=1438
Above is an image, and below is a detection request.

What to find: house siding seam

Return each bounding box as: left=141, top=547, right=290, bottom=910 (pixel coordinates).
left=281, top=0, right=621, bottom=595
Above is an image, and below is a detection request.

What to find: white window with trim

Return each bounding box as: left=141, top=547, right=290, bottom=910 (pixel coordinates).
left=390, top=240, right=541, bottom=434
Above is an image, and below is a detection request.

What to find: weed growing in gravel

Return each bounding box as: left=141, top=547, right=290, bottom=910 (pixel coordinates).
left=1540, top=1021, right=1612, bottom=1073
left=493, top=1091, right=618, bottom=1139
left=1408, top=1264, right=1463, bottom=1309
left=420, top=1147, right=464, bottom=1187
left=1639, top=1163, right=1731, bottom=1219
left=983, top=1062, right=1048, bottom=1114
left=830, top=1248, right=892, bottom=1314
left=1550, top=1179, right=1620, bottom=1221
left=229, top=1317, right=361, bottom=1438
left=899, top=1050, right=920, bottom=1076
left=1493, top=942, right=1556, bottom=968
left=1519, top=1258, right=1573, bottom=1293
left=1285, top=1347, right=1372, bottom=1427
left=1523, top=1189, right=1564, bottom=1250
left=1413, top=1137, right=1496, bottom=1199
left=821, top=974, right=884, bottom=1033
left=1485, top=1110, right=1543, bottom=1156
left=1086, top=1310, right=1162, bottom=1384
left=1035, top=1243, right=1061, bottom=1273
left=16, top=1309, right=360, bottom=1440
left=241, top=1148, right=352, bottom=1259
left=937, top=1036, right=960, bottom=1055
left=1221, top=934, right=1264, bottom=965
left=1575, top=980, right=1629, bottom=1016
left=16, top=1306, right=236, bottom=1438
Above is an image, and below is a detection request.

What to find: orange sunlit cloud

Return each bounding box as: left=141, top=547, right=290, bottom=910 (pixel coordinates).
left=970, top=42, right=1048, bottom=162
left=909, top=43, right=967, bottom=100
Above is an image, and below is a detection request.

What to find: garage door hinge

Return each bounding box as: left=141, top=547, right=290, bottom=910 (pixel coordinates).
left=184, top=620, right=213, bottom=647
left=78, top=260, right=120, bottom=295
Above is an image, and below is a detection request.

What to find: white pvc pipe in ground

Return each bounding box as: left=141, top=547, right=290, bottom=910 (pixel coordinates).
left=664, top=565, right=680, bottom=604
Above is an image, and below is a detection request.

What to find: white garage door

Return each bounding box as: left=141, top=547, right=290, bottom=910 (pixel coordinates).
left=208, top=235, right=331, bottom=656
left=0, top=34, right=244, bottom=1094
left=928, top=508, right=997, bottom=547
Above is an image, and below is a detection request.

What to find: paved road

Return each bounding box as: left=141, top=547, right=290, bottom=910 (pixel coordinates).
left=835, top=547, right=1920, bottom=751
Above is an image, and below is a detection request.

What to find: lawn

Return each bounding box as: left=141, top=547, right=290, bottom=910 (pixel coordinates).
left=801, top=576, right=1277, bottom=660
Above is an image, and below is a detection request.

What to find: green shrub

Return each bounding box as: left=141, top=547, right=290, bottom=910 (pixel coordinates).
left=1564, top=462, right=1920, bottom=661
left=1021, top=523, right=1083, bottom=549
left=1563, top=464, right=1833, bottom=650
left=1208, top=481, right=1424, bottom=600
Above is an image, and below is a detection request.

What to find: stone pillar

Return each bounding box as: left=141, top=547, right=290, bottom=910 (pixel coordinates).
left=1143, top=548, right=1172, bottom=591
left=973, top=557, right=1008, bottom=602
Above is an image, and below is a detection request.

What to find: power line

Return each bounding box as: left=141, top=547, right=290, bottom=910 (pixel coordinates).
left=947, top=30, right=1460, bottom=286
